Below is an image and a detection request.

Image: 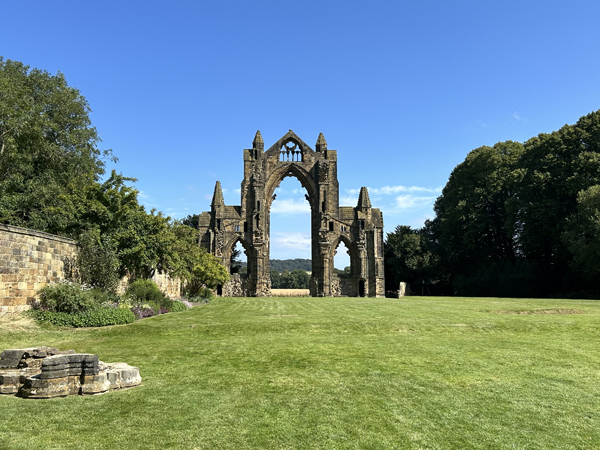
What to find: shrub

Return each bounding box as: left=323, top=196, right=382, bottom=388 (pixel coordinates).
left=126, top=279, right=178, bottom=312
left=130, top=306, right=156, bottom=320
left=88, top=288, right=120, bottom=306
left=169, top=301, right=188, bottom=312
left=37, top=282, right=99, bottom=314
left=27, top=308, right=135, bottom=327
left=197, top=286, right=214, bottom=300
left=76, top=229, right=120, bottom=292
left=126, top=279, right=166, bottom=303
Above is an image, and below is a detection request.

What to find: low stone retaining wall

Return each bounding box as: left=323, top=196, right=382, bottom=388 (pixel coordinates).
left=0, top=225, right=181, bottom=315
left=0, top=225, right=78, bottom=315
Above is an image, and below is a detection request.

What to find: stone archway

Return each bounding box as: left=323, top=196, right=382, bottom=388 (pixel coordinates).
left=198, top=130, right=385, bottom=297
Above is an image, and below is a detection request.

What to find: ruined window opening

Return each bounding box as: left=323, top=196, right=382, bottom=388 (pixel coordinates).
left=243, top=221, right=248, bottom=232
left=217, top=219, right=222, bottom=230
left=321, top=201, right=326, bottom=213
left=257, top=201, right=260, bottom=211
left=230, top=241, right=247, bottom=275
left=234, top=225, right=240, bottom=232
left=333, top=239, right=351, bottom=281
left=279, top=141, right=303, bottom=162
left=329, top=221, right=334, bottom=232
left=341, top=225, right=347, bottom=232
left=361, top=220, right=365, bottom=230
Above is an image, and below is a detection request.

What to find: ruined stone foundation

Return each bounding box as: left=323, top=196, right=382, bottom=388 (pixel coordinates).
left=0, top=346, right=141, bottom=398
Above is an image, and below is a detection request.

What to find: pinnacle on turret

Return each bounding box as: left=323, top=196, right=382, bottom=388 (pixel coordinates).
left=315, top=132, right=327, bottom=152
left=211, top=181, right=225, bottom=208
left=253, top=130, right=264, bottom=151
left=357, top=186, right=372, bottom=209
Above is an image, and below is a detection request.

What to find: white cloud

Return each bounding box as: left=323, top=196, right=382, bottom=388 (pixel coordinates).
left=392, top=194, right=437, bottom=210
left=271, top=198, right=310, bottom=215
left=346, top=185, right=442, bottom=196
left=340, top=195, right=356, bottom=205
left=271, top=232, right=311, bottom=251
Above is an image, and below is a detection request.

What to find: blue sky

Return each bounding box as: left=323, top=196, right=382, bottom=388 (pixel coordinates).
left=3, top=1, right=600, bottom=268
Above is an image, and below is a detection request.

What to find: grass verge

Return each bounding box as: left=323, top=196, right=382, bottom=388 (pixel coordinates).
left=1, top=296, right=599, bottom=449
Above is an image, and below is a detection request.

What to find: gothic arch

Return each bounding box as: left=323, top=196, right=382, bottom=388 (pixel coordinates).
left=223, top=235, right=251, bottom=274
left=198, top=130, right=385, bottom=297
left=264, top=163, right=318, bottom=212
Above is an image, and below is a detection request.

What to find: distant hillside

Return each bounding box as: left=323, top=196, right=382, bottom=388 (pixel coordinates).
left=270, top=259, right=312, bottom=272
left=238, top=258, right=312, bottom=272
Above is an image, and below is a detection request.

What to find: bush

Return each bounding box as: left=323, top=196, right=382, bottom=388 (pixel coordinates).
left=130, top=305, right=156, bottom=320
left=169, top=301, right=188, bottom=312
left=37, top=282, right=99, bottom=314
left=76, top=229, right=120, bottom=292
left=126, top=279, right=165, bottom=302
left=27, top=308, right=135, bottom=327
left=125, top=279, right=176, bottom=311
left=88, top=288, right=120, bottom=306
left=197, top=286, right=214, bottom=300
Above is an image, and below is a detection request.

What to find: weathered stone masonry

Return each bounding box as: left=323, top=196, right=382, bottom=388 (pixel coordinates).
left=0, top=225, right=78, bottom=314
left=0, top=225, right=181, bottom=315
left=198, top=130, right=385, bottom=297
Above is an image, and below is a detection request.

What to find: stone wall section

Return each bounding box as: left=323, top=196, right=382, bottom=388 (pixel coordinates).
left=222, top=273, right=256, bottom=297
left=330, top=276, right=355, bottom=297
left=1, top=225, right=181, bottom=315
left=151, top=272, right=181, bottom=299
left=0, top=225, right=78, bottom=314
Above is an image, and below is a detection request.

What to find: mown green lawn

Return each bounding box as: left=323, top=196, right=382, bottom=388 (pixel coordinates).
left=1, top=296, right=599, bottom=449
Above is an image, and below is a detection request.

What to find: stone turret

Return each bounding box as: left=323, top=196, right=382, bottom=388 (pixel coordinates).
left=211, top=181, right=225, bottom=208
left=356, top=186, right=372, bottom=210
left=253, top=130, right=264, bottom=152
left=315, top=132, right=327, bottom=152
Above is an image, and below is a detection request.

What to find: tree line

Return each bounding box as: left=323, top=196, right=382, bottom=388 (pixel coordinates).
left=385, top=110, right=600, bottom=298
left=0, top=58, right=228, bottom=295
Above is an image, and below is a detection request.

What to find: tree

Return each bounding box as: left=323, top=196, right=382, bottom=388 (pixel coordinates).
left=431, top=141, right=524, bottom=285
left=0, top=57, right=113, bottom=232
left=563, top=185, right=600, bottom=284
left=384, top=225, right=438, bottom=293
left=181, top=214, right=199, bottom=230
left=515, top=111, right=600, bottom=281
left=270, top=270, right=281, bottom=288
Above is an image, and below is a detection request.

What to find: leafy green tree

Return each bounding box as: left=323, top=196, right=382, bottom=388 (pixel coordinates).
left=270, top=270, right=281, bottom=288
left=181, top=214, right=199, bottom=230
left=290, top=269, right=310, bottom=289
left=384, top=225, right=438, bottom=293
left=167, top=221, right=229, bottom=296
left=431, top=141, right=524, bottom=286
left=0, top=57, right=113, bottom=232
left=515, top=111, right=600, bottom=280
left=563, top=185, right=600, bottom=284
left=75, top=228, right=120, bottom=292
